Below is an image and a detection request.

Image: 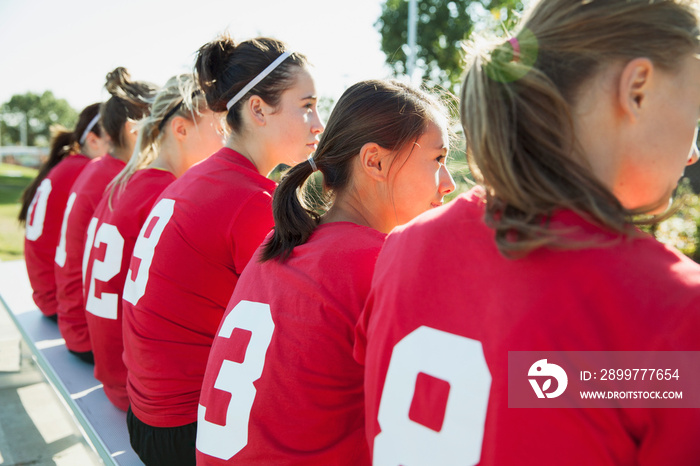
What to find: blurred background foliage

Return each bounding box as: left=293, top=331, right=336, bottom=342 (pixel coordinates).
left=1, top=91, right=77, bottom=147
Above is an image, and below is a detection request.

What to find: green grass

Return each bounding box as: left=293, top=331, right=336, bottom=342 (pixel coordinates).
left=0, top=163, right=36, bottom=261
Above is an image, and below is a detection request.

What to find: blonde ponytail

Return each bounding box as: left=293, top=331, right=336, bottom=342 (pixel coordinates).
left=107, top=74, right=207, bottom=208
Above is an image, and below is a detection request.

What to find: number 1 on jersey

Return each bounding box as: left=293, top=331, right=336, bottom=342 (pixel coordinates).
left=55, top=192, right=77, bottom=267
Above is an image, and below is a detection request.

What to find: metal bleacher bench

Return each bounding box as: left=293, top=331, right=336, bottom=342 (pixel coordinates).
left=0, top=259, right=144, bottom=465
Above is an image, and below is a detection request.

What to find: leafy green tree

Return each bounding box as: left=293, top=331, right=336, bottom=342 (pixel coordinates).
left=376, top=0, right=523, bottom=94
left=0, top=91, right=77, bottom=147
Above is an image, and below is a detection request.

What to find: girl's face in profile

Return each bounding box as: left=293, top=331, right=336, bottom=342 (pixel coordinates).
left=263, top=68, right=325, bottom=168
left=387, top=118, right=456, bottom=226
left=617, top=54, right=700, bottom=213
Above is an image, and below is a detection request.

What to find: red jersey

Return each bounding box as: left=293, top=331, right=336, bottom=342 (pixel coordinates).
left=24, top=154, right=91, bottom=317
left=122, top=148, right=276, bottom=427
left=83, top=168, right=176, bottom=411
left=356, top=188, right=700, bottom=466
left=54, top=155, right=125, bottom=352
left=196, top=223, right=385, bottom=465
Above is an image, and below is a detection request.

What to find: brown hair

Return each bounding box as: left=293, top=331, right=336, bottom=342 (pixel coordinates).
left=194, top=35, right=307, bottom=134
left=107, top=73, right=210, bottom=206
left=461, top=0, right=700, bottom=256
left=18, top=103, right=102, bottom=224
left=261, top=79, right=450, bottom=262
left=100, top=67, right=158, bottom=150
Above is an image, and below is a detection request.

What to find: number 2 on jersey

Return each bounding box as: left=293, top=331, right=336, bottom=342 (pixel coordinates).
left=374, top=326, right=491, bottom=466
left=84, top=220, right=124, bottom=320
left=197, top=300, right=275, bottom=460
left=123, top=198, right=175, bottom=305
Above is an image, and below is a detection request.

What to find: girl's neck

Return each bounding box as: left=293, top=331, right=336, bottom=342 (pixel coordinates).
left=148, top=155, right=175, bottom=174
left=227, top=138, right=276, bottom=178
left=150, top=139, right=180, bottom=176
left=321, top=190, right=389, bottom=233
left=109, top=148, right=131, bottom=163
left=81, top=147, right=101, bottom=159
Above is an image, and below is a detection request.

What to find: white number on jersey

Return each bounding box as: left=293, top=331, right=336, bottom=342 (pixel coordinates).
left=197, top=300, right=275, bottom=460
left=374, top=326, right=491, bottom=466
left=122, top=198, right=174, bottom=306
left=55, top=192, right=77, bottom=267
left=84, top=222, right=124, bottom=320
left=25, top=178, right=52, bottom=241
left=83, top=218, right=98, bottom=287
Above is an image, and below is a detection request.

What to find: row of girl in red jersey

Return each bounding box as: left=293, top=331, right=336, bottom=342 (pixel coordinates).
left=20, top=0, right=700, bottom=464
left=20, top=33, right=455, bottom=465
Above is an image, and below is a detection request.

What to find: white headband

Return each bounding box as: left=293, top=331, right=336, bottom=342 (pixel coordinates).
left=79, top=113, right=101, bottom=145
left=225, top=51, right=292, bottom=111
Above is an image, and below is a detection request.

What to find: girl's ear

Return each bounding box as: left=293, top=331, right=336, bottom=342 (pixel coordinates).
left=87, top=131, right=112, bottom=153
left=84, top=131, right=100, bottom=147
left=246, top=95, right=269, bottom=126
left=169, top=116, right=188, bottom=140
left=359, top=142, right=391, bottom=182
left=617, top=57, right=654, bottom=123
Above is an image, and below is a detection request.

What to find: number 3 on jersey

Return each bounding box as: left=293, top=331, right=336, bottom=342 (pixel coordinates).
left=197, top=300, right=275, bottom=460
left=374, top=326, right=491, bottom=466
left=123, top=199, right=175, bottom=305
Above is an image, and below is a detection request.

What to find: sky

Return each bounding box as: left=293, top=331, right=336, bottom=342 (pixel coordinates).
left=0, top=0, right=392, bottom=112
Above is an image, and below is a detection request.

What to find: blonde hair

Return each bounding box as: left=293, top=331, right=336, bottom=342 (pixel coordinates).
left=108, top=74, right=208, bottom=206
left=461, top=0, right=700, bottom=256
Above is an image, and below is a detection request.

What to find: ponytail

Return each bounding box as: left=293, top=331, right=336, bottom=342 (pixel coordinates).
left=260, top=159, right=321, bottom=262
left=462, top=43, right=625, bottom=255
left=460, top=0, right=700, bottom=256
left=107, top=74, right=205, bottom=208
left=18, top=102, right=102, bottom=224
left=101, top=67, right=158, bottom=150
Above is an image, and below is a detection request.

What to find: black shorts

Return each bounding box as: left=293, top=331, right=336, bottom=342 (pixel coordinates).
left=68, top=349, right=94, bottom=364
left=126, top=406, right=197, bottom=466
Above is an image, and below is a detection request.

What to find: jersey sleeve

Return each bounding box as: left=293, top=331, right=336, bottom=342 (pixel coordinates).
left=229, top=190, right=274, bottom=275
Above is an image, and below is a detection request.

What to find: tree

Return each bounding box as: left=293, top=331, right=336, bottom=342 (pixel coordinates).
left=0, top=91, right=77, bottom=147
left=376, top=0, right=523, bottom=94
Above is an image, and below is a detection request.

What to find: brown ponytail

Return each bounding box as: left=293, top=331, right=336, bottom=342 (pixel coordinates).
left=18, top=102, right=102, bottom=224
left=101, top=67, right=158, bottom=150
left=261, top=79, right=451, bottom=262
